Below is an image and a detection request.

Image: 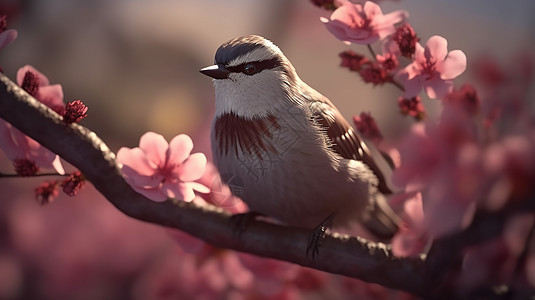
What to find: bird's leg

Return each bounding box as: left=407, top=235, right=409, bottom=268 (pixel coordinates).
left=230, top=211, right=263, bottom=238
left=307, top=213, right=335, bottom=259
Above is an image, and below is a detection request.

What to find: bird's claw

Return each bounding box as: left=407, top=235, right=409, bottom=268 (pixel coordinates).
left=306, top=213, right=335, bottom=259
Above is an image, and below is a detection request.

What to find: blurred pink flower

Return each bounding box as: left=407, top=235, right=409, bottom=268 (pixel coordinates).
left=391, top=123, right=439, bottom=190
left=0, top=121, right=65, bottom=174
left=197, top=162, right=248, bottom=213
left=472, top=55, right=507, bottom=88
left=339, top=50, right=369, bottom=72
left=391, top=192, right=427, bottom=257
left=398, top=96, right=425, bottom=121
left=359, top=62, right=388, bottom=86
left=320, top=1, right=407, bottom=44
left=61, top=171, right=86, bottom=196
left=376, top=39, right=400, bottom=71
left=16, top=65, right=65, bottom=113
left=353, top=112, right=383, bottom=145
left=396, top=35, right=467, bottom=99
left=34, top=180, right=59, bottom=205
left=0, top=65, right=65, bottom=175
left=117, top=132, right=209, bottom=202
left=0, top=14, right=17, bottom=50
left=443, top=84, right=480, bottom=116
left=392, top=113, right=481, bottom=237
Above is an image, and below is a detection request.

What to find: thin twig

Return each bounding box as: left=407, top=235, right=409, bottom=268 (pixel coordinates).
left=0, top=172, right=67, bottom=178
left=367, top=44, right=377, bottom=59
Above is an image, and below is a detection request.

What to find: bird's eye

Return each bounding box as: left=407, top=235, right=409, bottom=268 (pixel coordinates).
left=243, top=63, right=256, bottom=75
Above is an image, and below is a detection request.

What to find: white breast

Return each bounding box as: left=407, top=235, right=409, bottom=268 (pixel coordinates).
left=211, top=102, right=375, bottom=229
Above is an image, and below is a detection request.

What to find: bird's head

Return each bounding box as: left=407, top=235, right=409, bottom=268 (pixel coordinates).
left=200, top=35, right=301, bottom=118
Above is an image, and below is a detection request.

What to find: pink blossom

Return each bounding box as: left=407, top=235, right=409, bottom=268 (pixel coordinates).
left=117, top=132, right=209, bottom=202
left=0, top=65, right=65, bottom=174
left=443, top=84, right=480, bottom=116
left=398, top=96, right=425, bottom=121
left=197, top=162, right=248, bottom=213
left=391, top=123, right=440, bottom=191
left=320, top=1, right=407, bottom=45
left=376, top=39, right=400, bottom=71
left=0, top=120, right=65, bottom=174
left=16, top=65, right=65, bottom=113
left=392, top=113, right=481, bottom=237
left=0, top=14, right=17, bottom=50
left=396, top=35, right=467, bottom=99
left=391, top=192, right=428, bottom=257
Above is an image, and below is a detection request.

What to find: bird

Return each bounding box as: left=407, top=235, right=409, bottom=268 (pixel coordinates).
left=200, top=35, right=399, bottom=252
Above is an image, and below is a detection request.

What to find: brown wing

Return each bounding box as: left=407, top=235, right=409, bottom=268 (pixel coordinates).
left=309, top=100, right=393, bottom=195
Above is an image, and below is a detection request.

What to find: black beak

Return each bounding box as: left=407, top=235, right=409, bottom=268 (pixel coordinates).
left=200, top=64, right=230, bottom=79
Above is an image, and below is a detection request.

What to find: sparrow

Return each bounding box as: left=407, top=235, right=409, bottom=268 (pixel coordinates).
left=200, top=35, right=399, bottom=247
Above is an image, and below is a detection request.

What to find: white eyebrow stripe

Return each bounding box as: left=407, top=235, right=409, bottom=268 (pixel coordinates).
left=228, top=43, right=280, bottom=67
left=228, top=48, right=274, bottom=67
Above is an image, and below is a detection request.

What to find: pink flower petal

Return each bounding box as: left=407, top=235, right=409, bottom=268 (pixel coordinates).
left=362, top=1, right=382, bottom=19
left=396, top=69, right=423, bottom=98
left=162, top=181, right=195, bottom=202
left=374, top=11, right=408, bottom=39
left=404, top=193, right=424, bottom=226
left=0, top=120, right=64, bottom=173
left=0, top=120, right=23, bottom=161
left=139, top=132, right=168, bottom=168
left=175, top=152, right=207, bottom=182
left=51, top=156, right=65, bottom=175
left=30, top=145, right=62, bottom=172
left=37, top=84, right=65, bottom=109
left=130, top=184, right=167, bottom=202
left=424, top=78, right=453, bottom=99
left=168, top=134, right=194, bottom=165
left=16, top=65, right=50, bottom=87
left=0, top=29, right=17, bottom=49
left=413, top=42, right=425, bottom=63
left=439, top=50, right=467, bottom=80
left=381, top=39, right=400, bottom=56
left=424, top=35, right=448, bottom=62
left=391, top=230, right=427, bottom=257
left=117, top=147, right=156, bottom=176
left=321, top=19, right=353, bottom=44
left=117, top=147, right=163, bottom=189
left=189, top=182, right=210, bottom=194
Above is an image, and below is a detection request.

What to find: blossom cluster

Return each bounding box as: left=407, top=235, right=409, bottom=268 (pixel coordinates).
left=0, top=15, right=89, bottom=202
left=320, top=0, right=466, bottom=122
left=319, top=0, right=535, bottom=293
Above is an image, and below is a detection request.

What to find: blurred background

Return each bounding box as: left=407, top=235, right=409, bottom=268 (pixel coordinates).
left=0, top=0, right=534, bottom=299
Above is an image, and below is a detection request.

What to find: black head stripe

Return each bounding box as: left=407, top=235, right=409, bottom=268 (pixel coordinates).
left=226, top=58, right=282, bottom=75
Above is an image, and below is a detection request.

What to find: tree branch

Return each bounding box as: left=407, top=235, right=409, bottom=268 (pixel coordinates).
left=0, top=73, right=427, bottom=296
